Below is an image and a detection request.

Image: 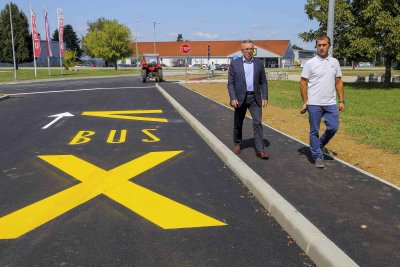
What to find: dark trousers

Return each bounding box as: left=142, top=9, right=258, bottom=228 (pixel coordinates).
left=233, top=93, right=264, bottom=152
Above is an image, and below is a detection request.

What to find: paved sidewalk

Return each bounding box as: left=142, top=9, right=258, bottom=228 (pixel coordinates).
left=160, top=81, right=400, bottom=267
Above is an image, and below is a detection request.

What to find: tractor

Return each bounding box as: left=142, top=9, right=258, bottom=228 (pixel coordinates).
left=140, top=54, right=164, bottom=82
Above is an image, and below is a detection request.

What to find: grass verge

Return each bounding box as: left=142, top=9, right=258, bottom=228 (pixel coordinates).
left=0, top=68, right=138, bottom=83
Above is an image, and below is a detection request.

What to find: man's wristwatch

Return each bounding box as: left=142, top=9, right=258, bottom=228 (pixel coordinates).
left=339, top=100, right=345, bottom=104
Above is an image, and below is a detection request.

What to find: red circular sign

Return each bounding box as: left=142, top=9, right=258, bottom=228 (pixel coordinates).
left=180, top=43, right=190, bottom=54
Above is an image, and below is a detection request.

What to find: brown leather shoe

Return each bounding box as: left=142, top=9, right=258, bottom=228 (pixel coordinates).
left=233, top=144, right=241, bottom=154
left=256, top=151, right=269, bottom=159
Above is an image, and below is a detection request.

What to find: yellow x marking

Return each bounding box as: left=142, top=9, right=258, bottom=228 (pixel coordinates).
left=81, top=110, right=168, bottom=122
left=0, top=151, right=225, bottom=239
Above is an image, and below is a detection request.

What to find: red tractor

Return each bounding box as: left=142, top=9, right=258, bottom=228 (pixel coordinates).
left=140, top=54, right=164, bottom=82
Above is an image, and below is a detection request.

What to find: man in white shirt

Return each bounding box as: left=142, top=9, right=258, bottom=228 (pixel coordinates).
left=210, top=62, right=216, bottom=75
left=299, top=35, right=345, bottom=168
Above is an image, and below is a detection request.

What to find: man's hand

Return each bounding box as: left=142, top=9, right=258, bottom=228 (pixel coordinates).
left=339, top=102, right=345, bottom=112
left=262, top=99, right=268, bottom=108
left=300, top=103, right=307, bottom=114
left=230, top=99, right=238, bottom=108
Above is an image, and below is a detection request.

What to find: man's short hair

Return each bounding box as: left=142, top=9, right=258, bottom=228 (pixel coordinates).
left=242, top=39, right=254, bottom=45
left=315, top=35, right=331, bottom=46
left=241, top=39, right=254, bottom=49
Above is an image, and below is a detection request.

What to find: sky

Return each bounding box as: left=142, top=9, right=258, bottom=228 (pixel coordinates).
left=4, top=0, right=319, bottom=50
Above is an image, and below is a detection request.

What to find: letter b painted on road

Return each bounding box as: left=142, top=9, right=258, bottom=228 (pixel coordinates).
left=69, top=131, right=95, bottom=145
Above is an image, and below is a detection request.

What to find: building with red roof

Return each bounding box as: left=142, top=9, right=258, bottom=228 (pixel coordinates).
left=129, top=40, right=295, bottom=68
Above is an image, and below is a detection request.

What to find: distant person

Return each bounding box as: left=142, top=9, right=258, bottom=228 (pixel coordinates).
left=299, top=35, right=345, bottom=168
left=227, top=39, right=269, bottom=159
left=210, top=62, right=216, bottom=75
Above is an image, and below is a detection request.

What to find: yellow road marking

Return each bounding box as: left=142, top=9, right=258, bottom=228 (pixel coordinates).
left=82, top=110, right=168, bottom=122
left=0, top=151, right=225, bottom=239
left=142, top=129, right=160, bottom=142
left=107, top=130, right=127, bottom=143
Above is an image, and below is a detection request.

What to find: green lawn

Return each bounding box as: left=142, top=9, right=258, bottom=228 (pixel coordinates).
left=0, top=68, right=138, bottom=83
left=268, top=80, right=400, bottom=154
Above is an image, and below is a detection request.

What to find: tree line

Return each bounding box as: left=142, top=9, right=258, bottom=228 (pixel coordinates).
left=300, top=0, right=400, bottom=86
left=0, top=3, right=132, bottom=70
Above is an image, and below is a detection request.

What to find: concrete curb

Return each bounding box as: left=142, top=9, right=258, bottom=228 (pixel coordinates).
left=156, top=83, right=359, bottom=267
left=0, top=94, right=9, bottom=101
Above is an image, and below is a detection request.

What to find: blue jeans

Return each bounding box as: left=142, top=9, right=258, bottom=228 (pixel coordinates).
left=308, top=105, right=339, bottom=159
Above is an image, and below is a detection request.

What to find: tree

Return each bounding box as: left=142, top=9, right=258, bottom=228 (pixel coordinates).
left=63, top=49, right=78, bottom=69
left=83, top=19, right=132, bottom=70
left=87, top=17, right=107, bottom=32
left=52, top=28, right=59, bottom=41
left=292, top=44, right=304, bottom=50
left=0, top=3, right=31, bottom=67
left=299, top=0, right=400, bottom=86
left=63, top=24, right=82, bottom=58
left=176, top=34, right=183, bottom=42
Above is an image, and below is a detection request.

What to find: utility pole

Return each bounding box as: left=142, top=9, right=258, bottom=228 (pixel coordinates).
left=152, top=21, right=160, bottom=53
left=9, top=2, right=17, bottom=80
left=327, top=0, right=335, bottom=55
left=135, top=20, right=140, bottom=73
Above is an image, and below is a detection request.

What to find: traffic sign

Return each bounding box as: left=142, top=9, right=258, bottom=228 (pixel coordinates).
left=180, top=43, right=190, bottom=54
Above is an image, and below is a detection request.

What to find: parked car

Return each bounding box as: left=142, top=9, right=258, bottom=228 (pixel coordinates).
left=75, top=63, right=91, bottom=68
left=214, top=64, right=223, bottom=70
left=221, top=64, right=229, bottom=71
left=358, top=62, right=372, bottom=67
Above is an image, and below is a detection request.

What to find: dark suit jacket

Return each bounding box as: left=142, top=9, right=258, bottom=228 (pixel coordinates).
left=227, top=57, right=268, bottom=107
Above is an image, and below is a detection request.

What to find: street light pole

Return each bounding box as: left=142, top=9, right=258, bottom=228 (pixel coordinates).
left=327, top=0, right=335, bottom=55
left=135, top=20, right=140, bottom=73
left=152, top=21, right=159, bottom=53
left=9, top=2, right=17, bottom=80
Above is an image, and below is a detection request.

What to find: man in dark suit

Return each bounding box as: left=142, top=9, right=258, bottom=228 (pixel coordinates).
left=227, top=39, right=269, bottom=159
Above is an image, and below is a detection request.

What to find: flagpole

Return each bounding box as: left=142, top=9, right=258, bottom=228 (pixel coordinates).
left=57, top=8, right=63, bottom=76
left=30, top=4, right=37, bottom=77
left=9, top=2, right=17, bottom=80
left=44, top=8, right=51, bottom=76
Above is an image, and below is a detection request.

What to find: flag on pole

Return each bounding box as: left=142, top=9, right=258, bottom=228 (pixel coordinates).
left=30, top=6, right=41, bottom=57
left=44, top=10, right=52, bottom=57
left=57, top=8, right=65, bottom=57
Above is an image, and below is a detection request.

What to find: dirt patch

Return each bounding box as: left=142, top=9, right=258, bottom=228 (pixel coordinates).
left=184, top=82, right=400, bottom=187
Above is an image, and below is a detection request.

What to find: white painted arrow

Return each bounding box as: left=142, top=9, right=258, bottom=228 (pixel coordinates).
left=42, top=112, right=74, bottom=129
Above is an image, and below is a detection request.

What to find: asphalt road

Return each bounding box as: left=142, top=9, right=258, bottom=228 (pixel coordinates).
left=0, top=77, right=314, bottom=266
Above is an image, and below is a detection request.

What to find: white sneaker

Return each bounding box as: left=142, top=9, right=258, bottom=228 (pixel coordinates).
left=315, top=157, right=325, bottom=168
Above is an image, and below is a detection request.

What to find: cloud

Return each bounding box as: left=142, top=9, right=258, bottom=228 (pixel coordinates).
left=168, top=32, right=179, bottom=38
left=224, top=31, right=240, bottom=37
left=249, top=23, right=264, bottom=28
left=194, top=31, right=218, bottom=39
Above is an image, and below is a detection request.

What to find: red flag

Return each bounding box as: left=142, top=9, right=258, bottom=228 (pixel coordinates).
left=57, top=9, right=65, bottom=57
left=30, top=6, right=41, bottom=57
left=44, top=10, right=52, bottom=57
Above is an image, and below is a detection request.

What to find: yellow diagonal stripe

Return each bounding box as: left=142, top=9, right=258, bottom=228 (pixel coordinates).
left=0, top=183, right=98, bottom=239
left=107, top=181, right=226, bottom=229
left=82, top=110, right=168, bottom=122
left=0, top=151, right=226, bottom=239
